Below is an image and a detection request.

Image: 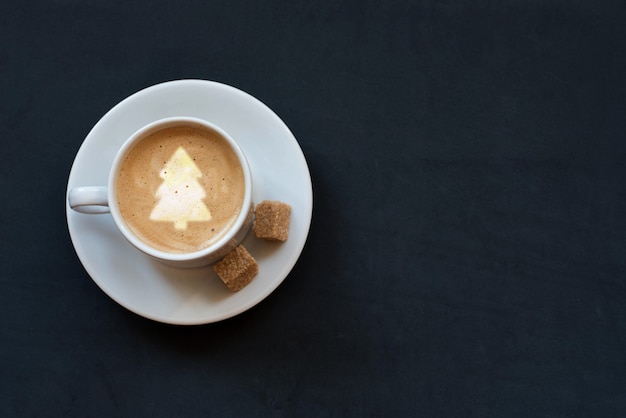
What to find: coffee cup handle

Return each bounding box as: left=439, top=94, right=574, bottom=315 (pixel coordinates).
left=68, top=186, right=110, bottom=214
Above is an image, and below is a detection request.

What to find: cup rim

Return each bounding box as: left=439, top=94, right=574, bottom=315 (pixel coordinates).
left=107, top=116, right=252, bottom=263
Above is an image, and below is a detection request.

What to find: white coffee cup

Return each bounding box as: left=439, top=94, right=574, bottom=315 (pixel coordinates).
left=68, top=116, right=253, bottom=268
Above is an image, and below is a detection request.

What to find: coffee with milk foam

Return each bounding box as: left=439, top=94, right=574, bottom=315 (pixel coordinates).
left=116, top=124, right=245, bottom=253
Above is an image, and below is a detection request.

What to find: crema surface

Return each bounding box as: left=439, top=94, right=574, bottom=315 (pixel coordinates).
left=116, top=125, right=245, bottom=253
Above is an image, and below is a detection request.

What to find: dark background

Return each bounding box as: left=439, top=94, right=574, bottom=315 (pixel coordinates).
left=2, top=0, right=626, bottom=416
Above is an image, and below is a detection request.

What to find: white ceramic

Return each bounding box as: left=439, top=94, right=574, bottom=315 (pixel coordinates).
left=68, top=116, right=254, bottom=268
left=66, top=80, right=313, bottom=325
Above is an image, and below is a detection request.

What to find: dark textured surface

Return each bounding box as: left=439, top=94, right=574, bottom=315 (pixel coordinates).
left=2, top=1, right=626, bottom=416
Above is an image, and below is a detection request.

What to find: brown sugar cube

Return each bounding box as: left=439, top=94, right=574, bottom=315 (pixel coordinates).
left=213, top=245, right=258, bottom=292
left=253, top=200, right=291, bottom=241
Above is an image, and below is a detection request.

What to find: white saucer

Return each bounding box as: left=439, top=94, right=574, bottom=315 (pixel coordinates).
left=66, top=80, right=313, bottom=325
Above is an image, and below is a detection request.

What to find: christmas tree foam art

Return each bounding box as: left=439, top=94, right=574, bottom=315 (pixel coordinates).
left=150, top=147, right=212, bottom=230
